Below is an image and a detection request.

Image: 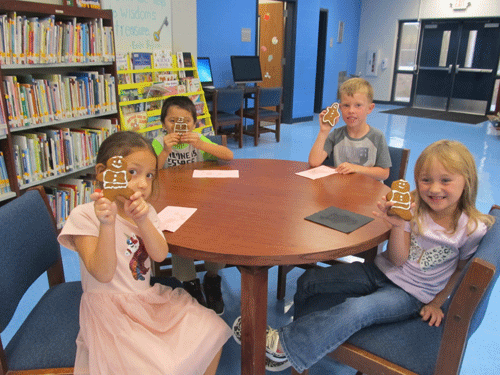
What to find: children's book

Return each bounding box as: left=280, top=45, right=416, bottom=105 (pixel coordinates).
left=131, top=52, right=152, bottom=83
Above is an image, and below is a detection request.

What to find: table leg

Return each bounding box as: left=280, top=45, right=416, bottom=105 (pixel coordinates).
left=239, top=266, right=270, bottom=375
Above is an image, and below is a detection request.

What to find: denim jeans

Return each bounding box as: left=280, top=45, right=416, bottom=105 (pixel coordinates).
left=278, top=262, right=424, bottom=372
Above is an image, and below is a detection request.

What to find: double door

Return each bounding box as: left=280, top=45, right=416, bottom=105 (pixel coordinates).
left=414, top=19, right=500, bottom=115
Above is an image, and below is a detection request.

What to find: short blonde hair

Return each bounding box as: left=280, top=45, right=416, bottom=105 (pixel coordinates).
left=338, top=78, right=374, bottom=103
left=413, top=140, right=495, bottom=234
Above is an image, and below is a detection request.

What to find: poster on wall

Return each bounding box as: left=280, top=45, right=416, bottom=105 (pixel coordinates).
left=102, top=0, right=172, bottom=53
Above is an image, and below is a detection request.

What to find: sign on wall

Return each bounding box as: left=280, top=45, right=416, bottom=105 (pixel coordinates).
left=102, top=0, right=172, bottom=53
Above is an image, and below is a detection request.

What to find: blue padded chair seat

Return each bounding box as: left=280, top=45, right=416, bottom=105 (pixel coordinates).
left=300, top=206, right=500, bottom=375
left=5, top=281, right=82, bottom=371
left=216, top=112, right=242, bottom=122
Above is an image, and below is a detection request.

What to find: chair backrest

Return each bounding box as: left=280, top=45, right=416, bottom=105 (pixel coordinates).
left=445, top=205, right=500, bottom=335
left=385, top=146, right=410, bottom=187
left=214, top=88, right=244, bottom=113
left=0, top=188, right=61, bottom=332
left=258, top=87, right=282, bottom=108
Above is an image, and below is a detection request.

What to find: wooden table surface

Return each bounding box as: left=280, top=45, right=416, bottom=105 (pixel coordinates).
left=150, top=159, right=391, bottom=375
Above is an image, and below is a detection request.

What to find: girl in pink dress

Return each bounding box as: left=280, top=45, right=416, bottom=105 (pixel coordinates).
left=58, top=131, right=231, bottom=375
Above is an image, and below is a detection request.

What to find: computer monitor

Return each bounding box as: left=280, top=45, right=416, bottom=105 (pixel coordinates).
left=230, top=55, right=263, bottom=85
left=196, top=57, right=214, bottom=87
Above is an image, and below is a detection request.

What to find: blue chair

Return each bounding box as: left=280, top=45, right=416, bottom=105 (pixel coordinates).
left=386, top=146, right=410, bottom=187
left=210, top=88, right=244, bottom=148
left=242, top=87, right=282, bottom=146
left=0, top=186, right=82, bottom=374
left=293, top=205, right=500, bottom=375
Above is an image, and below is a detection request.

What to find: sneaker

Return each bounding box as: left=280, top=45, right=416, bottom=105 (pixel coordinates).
left=182, top=278, right=206, bottom=306
left=202, top=274, right=225, bottom=315
left=265, top=328, right=288, bottom=362
left=232, top=316, right=271, bottom=345
left=266, top=357, right=292, bottom=372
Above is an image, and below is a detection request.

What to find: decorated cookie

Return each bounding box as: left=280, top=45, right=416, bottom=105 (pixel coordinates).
left=96, top=156, right=134, bottom=201
left=173, top=117, right=189, bottom=134
left=323, top=103, right=340, bottom=126
left=386, top=179, right=413, bottom=221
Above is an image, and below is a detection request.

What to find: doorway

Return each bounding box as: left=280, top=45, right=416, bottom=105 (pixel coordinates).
left=314, top=9, right=328, bottom=113
left=413, top=19, right=500, bottom=115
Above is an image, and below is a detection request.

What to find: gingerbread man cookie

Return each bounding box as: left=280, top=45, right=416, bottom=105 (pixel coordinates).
left=173, top=117, right=189, bottom=134
left=323, top=103, right=340, bottom=126
left=96, top=156, right=135, bottom=201
left=386, top=179, right=413, bottom=221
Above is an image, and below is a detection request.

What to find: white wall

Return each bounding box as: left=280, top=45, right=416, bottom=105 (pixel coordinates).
left=171, top=0, right=197, bottom=56
left=357, top=0, right=500, bottom=102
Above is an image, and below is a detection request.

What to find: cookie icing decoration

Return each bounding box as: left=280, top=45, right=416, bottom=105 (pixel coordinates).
left=323, top=102, right=340, bottom=126
left=96, top=156, right=134, bottom=201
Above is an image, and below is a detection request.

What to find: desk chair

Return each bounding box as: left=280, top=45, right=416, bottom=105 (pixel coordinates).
left=276, top=147, right=411, bottom=300
left=243, top=87, right=282, bottom=146
left=0, top=186, right=82, bottom=375
left=152, top=134, right=229, bottom=278
left=210, top=88, right=244, bottom=148
left=293, top=204, right=500, bottom=375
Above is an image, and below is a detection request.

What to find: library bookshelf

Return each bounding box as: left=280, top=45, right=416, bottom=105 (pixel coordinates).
left=0, top=0, right=120, bottom=222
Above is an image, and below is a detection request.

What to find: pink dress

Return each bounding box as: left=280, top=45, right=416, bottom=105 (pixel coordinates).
left=58, top=203, right=232, bottom=375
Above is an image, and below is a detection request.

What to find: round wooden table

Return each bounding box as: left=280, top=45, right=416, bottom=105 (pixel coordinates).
left=151, top=159, right=391, bottom=375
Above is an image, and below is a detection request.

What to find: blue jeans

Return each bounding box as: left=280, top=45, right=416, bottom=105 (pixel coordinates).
left=278, top=262, right=424, bottom=372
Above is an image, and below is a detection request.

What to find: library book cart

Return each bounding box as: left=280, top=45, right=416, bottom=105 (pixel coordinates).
left=0, top=0, right=120, bottom=216
left=117, top=53, right=214, bottom=139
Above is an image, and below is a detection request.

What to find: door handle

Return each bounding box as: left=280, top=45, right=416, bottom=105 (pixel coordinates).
left=456, top=64, right=460, bottom=73
left=448, top=64, right=453, bottom=74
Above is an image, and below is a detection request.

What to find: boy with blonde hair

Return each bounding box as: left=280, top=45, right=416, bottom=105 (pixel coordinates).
left=309, top=78, right=391, bottom=181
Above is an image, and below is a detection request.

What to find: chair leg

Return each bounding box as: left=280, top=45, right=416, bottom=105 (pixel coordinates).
left=275, top=119, right=280, bottom=142
left=277, top=265, right=293, bottom=300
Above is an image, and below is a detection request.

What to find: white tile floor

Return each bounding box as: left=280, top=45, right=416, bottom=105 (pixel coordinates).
left=4, top=104, right=500, bottom=374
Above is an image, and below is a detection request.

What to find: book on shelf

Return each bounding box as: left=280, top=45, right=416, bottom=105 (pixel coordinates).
left=122, top=111, right=148, bottom=132
left=153, top=49, right=173, bottom=69
left=182, top=52, right=195, bottom=78
left=131, top=52, right=153, bottom=83
left=117, top=52, right=132, bottom=84
left=76, top=0, right=102, bottom=10
left=0, top=151, right=12, bottom=194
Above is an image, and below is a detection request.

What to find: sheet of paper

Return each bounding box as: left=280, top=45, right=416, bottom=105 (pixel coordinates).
left=296, top=165, right=337, bottom=180
left=192, top=170, right=239, bottom=178
left=158, top=206, right=197, bottom=232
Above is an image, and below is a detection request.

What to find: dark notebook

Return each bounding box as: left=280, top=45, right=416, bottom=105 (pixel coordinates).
left=305, top=206, right=374, bottom=234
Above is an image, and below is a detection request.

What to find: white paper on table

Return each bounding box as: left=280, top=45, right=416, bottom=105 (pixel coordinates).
left=158, top=206, right=197, bottom=232
left=295, top=165, right=338, bottom=180
left=192, top=170, right=239, bottom=178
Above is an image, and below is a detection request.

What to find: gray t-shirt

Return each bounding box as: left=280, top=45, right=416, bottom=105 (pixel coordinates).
left=323, top=126, right=391, bottom=169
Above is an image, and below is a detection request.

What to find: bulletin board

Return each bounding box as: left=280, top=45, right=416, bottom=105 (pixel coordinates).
left=102, top=0, right=172, bottom=53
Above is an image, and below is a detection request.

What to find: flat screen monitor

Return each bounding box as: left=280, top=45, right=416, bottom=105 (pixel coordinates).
left=230, top=55, right=263, bottom=84
left=197, top=57, right=214, bottom=86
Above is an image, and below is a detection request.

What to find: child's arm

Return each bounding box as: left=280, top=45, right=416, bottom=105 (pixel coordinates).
left=336, top=163, right=390, bottom=180
left=308, top=110, right=335, bottom=167
left=373, top=195, right=411, bottom=266
left=180, top=132, right=234, bottom=160
left=73, top=192, right=118, bottom=283
left=420, top=259, right=468, bottom=327
left=124, top=191, right=169, bottom=262
left=157, top=150, right=168, bottom=169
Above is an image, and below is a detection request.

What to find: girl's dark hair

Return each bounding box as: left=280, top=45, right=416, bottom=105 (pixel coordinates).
left=160, top=95, right=197, bottom=124
left=96, top=131, right=157, bottom=166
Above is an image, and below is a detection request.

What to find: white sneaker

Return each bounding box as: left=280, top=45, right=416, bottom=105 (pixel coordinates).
left=232, top=316, right=271, bottom=345
left=265, top=328, right=288, bottom=362
left=266, top=357, right=292, bottom=372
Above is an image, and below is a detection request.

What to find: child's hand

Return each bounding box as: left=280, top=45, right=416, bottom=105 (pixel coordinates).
left=372, top=195, right=407, bottom=228
left=319, top=109, right=339, bottom=131
left=420, top=304, right=444, bottom=327
left=163, top=132, right=181, bottom=153
left=180, top=131, right=202, bottom=148
left=123, top=191, right=149, bottom=224
left=92, top=190, right=117, bottom=225
left=336, top=162, right=357, bottom=175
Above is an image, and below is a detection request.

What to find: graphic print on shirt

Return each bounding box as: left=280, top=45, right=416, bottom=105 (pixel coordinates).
left=407, top=234, right=454, bottom=272
left=125, top=234, right=150, bottom=280
left=167, top=148, right=199, bottom=166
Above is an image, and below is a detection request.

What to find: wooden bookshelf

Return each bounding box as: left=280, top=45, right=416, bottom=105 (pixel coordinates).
left=0, top=0, right=119, bottom=207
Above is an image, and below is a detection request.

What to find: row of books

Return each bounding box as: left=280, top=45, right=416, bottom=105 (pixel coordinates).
left=0, top=13, right=114, bottom=65
left=3, top=71, right=117, bottom=129
left=11, top=118, right=118, bottom=187
left=0, top=151, right=12, bottom=195
left=45, top=177, right=99, bottom=229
